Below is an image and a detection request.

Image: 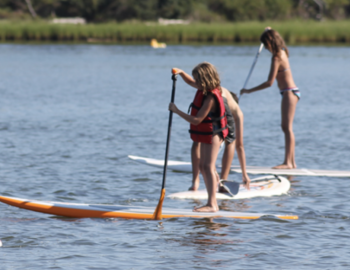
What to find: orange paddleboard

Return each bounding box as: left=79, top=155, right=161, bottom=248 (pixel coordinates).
left=0, top=195, right=298, bottom=220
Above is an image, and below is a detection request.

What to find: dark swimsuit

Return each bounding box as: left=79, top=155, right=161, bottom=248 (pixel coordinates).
left=280, top=87, right=300, bottom=99
left=222, top=97, right=235, bottom=143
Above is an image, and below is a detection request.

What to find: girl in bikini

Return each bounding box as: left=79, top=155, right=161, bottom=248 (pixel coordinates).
left=240, top=27, right=299, bottom=169
left=169, top=62, right=228, bottom=212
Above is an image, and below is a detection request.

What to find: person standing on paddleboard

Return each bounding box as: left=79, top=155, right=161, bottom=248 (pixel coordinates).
left=240, top=27, right=299, bottom=169
left=170, top=68, right=251, bottom=192
left=169, top=62, right=225, bottom=212
left=169, top=62, right=247, bottom=212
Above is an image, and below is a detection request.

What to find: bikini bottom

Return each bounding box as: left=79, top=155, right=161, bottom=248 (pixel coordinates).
left=280, top=87, right=300, bottom=99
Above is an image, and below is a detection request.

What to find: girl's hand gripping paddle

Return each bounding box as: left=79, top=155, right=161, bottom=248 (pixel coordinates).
left=238, top=43, right=264, bottom=101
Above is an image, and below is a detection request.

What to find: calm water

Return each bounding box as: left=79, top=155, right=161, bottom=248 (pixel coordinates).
left=0, top=44, right=349, bottom=269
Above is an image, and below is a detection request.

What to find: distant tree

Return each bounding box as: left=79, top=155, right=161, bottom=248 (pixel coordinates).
left=31, top=0, right=61, bottom=18
left=157, top=0, right=194, bottom=19
left=25, top=0, right=37, bottom=18
left=297, top=0, right=326, bottom=20
left=208, top=0, right=292, bottom=21
left=91, top=0, right=158, bottom=22
left=0, top=0, right=26, bottom=12
left=0, top=0, right=349, bottom=21
left=324, top=0, right=350, bottom=19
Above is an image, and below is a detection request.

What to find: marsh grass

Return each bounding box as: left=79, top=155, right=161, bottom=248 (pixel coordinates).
left=0, top=20, right=349, bottom=44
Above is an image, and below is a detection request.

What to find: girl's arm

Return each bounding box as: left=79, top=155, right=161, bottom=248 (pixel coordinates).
left=173, top=68, right=198, bottom=89
left=169, top=95, right=214, bottom=125
left=232, top=108, right=250, bottom=189
left=240, top=56, right=280, bottom=95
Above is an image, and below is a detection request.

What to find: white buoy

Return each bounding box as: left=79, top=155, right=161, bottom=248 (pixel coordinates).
left=0, top=239, right=2, bottom=247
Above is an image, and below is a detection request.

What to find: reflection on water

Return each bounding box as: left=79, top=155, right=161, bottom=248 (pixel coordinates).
left=174, top=219, right=245, bottom=248
left=219, top=200, right=252, bottom=211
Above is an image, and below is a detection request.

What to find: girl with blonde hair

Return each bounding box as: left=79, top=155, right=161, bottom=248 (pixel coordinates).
left=169, top=62, right=229, bottom=212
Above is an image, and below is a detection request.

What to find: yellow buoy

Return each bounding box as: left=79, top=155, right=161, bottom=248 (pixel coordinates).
left=150, top=39, right=166, bottom=48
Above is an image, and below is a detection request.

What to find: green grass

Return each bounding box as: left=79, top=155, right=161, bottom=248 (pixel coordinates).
left=0, top=20, right=349, bottom=44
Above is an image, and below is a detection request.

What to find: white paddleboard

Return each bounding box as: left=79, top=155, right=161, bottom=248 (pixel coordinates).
left=128, top=155, right=350, bottom=177
left=168, top=175, right=290, bottom=200
left=0, top=195, right=298, bottom=220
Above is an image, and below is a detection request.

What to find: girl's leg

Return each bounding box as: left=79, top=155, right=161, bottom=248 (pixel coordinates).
left=273, top=91, right=298, bottom=169
left=220, top=140, right=235, bottom=180
left=194, top=135, right=222, bottom=212
left=189, top=142, right=201, bottom=190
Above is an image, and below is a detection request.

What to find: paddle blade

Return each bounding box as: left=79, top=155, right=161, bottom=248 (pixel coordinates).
left=153, top=188, right=166, bottom=220
left=219, top=180, right=240, bottom=197
left=224, top=181, right=240, bottom=195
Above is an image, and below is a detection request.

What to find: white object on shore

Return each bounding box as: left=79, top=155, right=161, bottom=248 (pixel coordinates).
left=158, top=18, right=189, bottom=25
left=52, top=18, right=86, bottom=25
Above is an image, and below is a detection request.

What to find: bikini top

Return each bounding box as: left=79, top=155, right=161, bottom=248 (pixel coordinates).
left=278, top=68, right=290, bottom=73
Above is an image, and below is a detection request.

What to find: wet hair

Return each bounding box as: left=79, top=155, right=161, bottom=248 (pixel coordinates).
left=230, top=92, right=239, bottom=104
left=260, top=29, right=289, bottom=58
left=192, top=62, right=221, bottom=95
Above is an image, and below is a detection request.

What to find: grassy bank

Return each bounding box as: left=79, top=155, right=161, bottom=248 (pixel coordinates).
left=0, top=20, right=349, bottom=44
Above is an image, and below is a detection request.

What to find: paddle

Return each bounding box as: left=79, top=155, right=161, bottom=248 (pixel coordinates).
left=250, top=174, right=282, bottom=183
left=219, top=180, right=240, bottom=197
left=153, top=69, right=178, bottom=220
left=218, top=174, right=281, bottom=197
left=238, top=43, right=264, bottom=101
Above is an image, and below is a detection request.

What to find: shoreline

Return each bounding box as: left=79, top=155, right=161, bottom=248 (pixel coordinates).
left=0, top=20, right=349, bottom=44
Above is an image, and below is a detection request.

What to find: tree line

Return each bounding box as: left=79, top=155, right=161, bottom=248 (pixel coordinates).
left=1, top=0, right=350, bottom=22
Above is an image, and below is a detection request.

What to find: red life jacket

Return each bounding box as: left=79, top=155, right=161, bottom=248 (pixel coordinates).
left=189, top=88, right=228, bottom=144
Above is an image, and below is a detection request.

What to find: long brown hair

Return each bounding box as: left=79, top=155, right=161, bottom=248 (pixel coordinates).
left=192, top=62, right=221, bottom=95
left=260, top=29, right=289, bottom=58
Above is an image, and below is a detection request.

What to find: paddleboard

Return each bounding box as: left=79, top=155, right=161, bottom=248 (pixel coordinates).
left=128, top=155, right=350, bottom=177
left=168, top=175, right=290, bottom=200
left=0, top=195, right=298, bottom=220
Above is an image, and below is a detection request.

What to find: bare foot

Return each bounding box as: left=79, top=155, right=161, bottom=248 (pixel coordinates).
left=272, top=164, right=295, bottom=169
left=193, top=205, right=218, bottom=212
left=188, top=181, right=200, bottom=191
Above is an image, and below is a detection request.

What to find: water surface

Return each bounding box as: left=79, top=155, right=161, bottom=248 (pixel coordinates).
left=0, top=44, right=350, bottom=269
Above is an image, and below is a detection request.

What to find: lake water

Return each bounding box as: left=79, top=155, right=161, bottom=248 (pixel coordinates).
left=0, top=44, right=349, bottom=269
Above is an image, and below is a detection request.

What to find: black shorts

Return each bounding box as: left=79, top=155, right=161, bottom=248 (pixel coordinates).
left=225, top=116, right=235, bottom=144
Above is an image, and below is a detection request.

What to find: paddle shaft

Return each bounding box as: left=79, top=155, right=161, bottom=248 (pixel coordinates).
left=250, top=174, right=281, bottom=183
left=161, top=74, right=177, bottom=189
left=239, top=43, right=264, bottom=100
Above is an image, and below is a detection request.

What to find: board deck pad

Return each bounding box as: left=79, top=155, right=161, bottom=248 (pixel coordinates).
left=0, top=195, right=298, bottom=220
left=168, top=175, right=290, bottom=200
left=128, top=155, right=350, bottom=177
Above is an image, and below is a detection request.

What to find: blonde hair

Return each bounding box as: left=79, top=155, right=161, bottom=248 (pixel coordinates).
left=260, top=29, right=289, bottom=58
left=192, top=62, right=221, bottom=95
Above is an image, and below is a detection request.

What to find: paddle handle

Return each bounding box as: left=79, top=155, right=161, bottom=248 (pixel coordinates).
left=239, top=43, right=264, bottom=100
left=161, top=74, right=177, bottom=189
